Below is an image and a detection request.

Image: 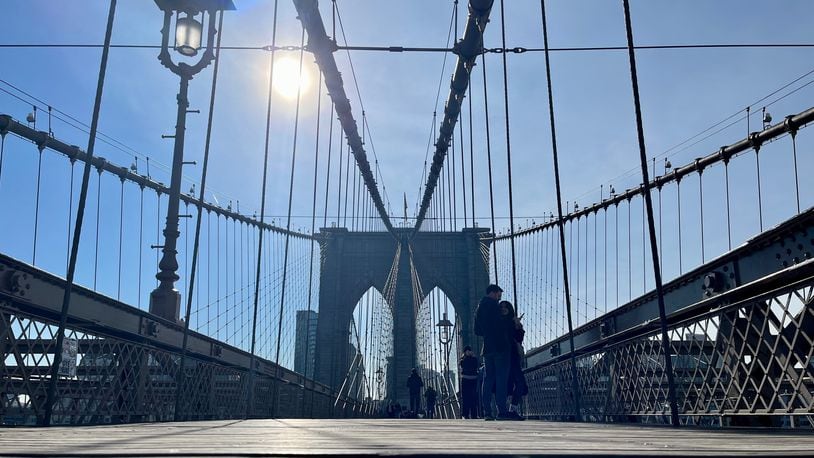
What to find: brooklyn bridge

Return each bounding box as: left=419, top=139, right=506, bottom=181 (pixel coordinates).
left=0, top=0, right=813, bottom=455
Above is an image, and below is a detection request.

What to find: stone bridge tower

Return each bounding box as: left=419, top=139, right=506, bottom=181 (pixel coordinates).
left=314, top=227, right=491, bottom=405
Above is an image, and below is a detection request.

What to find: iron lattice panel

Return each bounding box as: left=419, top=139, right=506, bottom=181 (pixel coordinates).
left=2, top=305, right=258, bottom=425
left=526, top=280, right=814, bottom=428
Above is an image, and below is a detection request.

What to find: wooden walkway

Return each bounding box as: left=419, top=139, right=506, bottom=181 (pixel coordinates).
left=1, top=419, right=812, bottom=457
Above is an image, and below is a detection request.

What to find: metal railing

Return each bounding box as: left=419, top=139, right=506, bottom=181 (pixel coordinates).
left=523, top=209, right=814, bottom=427
left=0, top=253, right=365, bottom=425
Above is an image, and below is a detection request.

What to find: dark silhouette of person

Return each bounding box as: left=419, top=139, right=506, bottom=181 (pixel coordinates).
left=501, top=300, right=527, bottom=420
left=424, top=385, right=437, bottom=419
left=474, top=284, right=511, bottom=420
left=406, top=368, right=424, bottom=414
left=459, top=345, right=479, bottom=419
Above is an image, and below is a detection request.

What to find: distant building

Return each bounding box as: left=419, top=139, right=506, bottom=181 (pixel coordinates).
left=294, top=310, right=318, bottom=377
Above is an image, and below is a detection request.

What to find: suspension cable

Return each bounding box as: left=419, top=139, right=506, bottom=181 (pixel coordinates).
left=481, top=51, right=498, bottom=280
left=621, top=0, right=680, bottom=426
left=43, top=0, right=117, bottom=426
left=247, top=0, right=279, bottom=419
left=498, top=0, right=520, bottom=306
left=273, top=28, right=306, bottom=416
left=323, top=101, right=335, bottom=227
left=539, top=0, right=581, bottom=421
left=32, top=146, right=44, bottom=265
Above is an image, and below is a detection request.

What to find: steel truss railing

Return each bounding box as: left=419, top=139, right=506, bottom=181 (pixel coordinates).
left=524, top=208, right=814, bottom=427
left=0, top=253, right=365, bottom=425
left=495, top=105, right=814, bottom=242
left=0, top=114, right=317, bottom=241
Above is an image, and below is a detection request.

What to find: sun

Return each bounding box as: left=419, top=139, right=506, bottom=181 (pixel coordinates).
left=272, top=57, right=310, bottom=99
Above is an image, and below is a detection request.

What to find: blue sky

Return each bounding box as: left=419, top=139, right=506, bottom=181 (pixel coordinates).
left=1, top=1, right=813, bottom=359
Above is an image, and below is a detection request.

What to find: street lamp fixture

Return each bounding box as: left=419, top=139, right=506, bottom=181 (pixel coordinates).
left=149, top=0, right=235, bottom=322
left=436, top=312, right=454, bottom=346
left=436, top=312, right=454, bottom=399
left=175, top=14, right=203, bottom=56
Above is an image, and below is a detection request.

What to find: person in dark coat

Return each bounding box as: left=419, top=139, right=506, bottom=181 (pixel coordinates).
left=424, top=385, right=437, bottom=419
left=501, top=300, right=528, bottom=420
left=406, top=368, right=424, bottom=414
left=459, top=345, right=479, bottom=419
left=474, top=284, right=511, bottom=420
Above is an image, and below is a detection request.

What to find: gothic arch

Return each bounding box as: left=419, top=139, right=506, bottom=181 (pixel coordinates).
left=315, top=227, right=491, bottom=405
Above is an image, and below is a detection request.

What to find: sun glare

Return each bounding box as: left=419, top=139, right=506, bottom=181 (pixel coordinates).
left=272, top=57, right=310, bottom=99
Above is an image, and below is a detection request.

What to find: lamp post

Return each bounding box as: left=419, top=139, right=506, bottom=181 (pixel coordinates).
left=436, top=312, right=454, bottom=396
left=150, top=0, right=235, bottom=321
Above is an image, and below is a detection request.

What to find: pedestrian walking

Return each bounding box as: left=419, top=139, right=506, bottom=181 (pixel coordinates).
left=424, top=385, right=437, bottom=419
left=406, top=368, right=424, bottom=414
left=474, top=284, right=512, bottom=420
left=459, top=345, right=479, bottom=419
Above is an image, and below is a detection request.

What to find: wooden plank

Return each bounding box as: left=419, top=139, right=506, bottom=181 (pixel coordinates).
left=0, top=419, right=812, bottom=456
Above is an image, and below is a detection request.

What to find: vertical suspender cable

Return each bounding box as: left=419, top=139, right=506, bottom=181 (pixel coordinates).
left=173, top=7, right=224, bottom=416
left=468, top=84, right=476, bottom=227
left=459, top=99, right=468, bottom=227
left=627, top=199, right=631, bottom=301
left=156, top=192, right=161, bottom=287
left=43, top=0, right=117, bottom=426
left=336, top=126, right=344, bottom=224
left=305, top=74, right=323, bottom=399
left=621, top=0, right=680, bottom=426
left=351, top=162, right=358, bottom=230
left=0, top=132, right=5, bottom=188
left=451, top=118, right=458, bottom=230
left=539, top=0, right=581, bottom=421
left=698, top=169, right=705, bottom=262
left=323, top=102, right=335, bottom=227
left=658, top=183, right=663, bottom=271
left=117, top=178, right=124, bottom=299
left=138, top=185, right=144, bottom=307
left=67, top=160, right=76, bottom=272
left=248, top=0, right=279, bottom=419
left=677, top=178, right=683, bottom=274
left=615, top=203, right=619, bottom=307
left=343, top=144, right=351, bottom=226
left=32, top=147, right=44, bottom=265
left=479, top=42, right=498, bottom=281
left=754, top=144, right=763, bottom=232
left=93, top=168, right=102, bottom=287
left=446, top=150, right=454, bottom=230
left=603, top=205, right=607, bottom=314
left=789, top=126, right=800, bottom=213
left=498, top=0, right=519, bottom=306
left=641, top=195, right=645, bottom=293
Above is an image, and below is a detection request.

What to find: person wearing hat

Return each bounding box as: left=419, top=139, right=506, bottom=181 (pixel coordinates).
left=474, top=284, right=512, bottom=420
left=459, top=345, right=479, bottom=419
